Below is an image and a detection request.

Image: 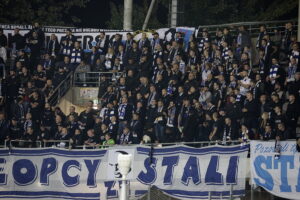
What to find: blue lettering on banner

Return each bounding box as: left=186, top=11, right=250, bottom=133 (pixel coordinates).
left=296, top=157, right=300, bottom=192
left=226, top=156, right=239, bottom=184
left=13, top=159, right=37, bottom=186
left=162, top=156, right=179, bottom=185
left=84, top=159, right=101, bottom=187
left=205, top=156, right=223, bottom=185
left=274, top=155, right=294, bottom=192
left=0, top=158, right=7, bottom=185
left=40, top=158, right=57, bottom=186
left=253, top=156, right=274, bottom=190
left=137, top=157, right=157, bottom=185
left=104, top=181, right=118, bottom=198
left=0, top=144, right=248, bottom=200
left=62, top=160, right=81, bottom=187
left=181, top=156, right=201, bottom=186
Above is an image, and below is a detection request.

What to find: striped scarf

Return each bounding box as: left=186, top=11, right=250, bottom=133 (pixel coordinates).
left=269, top=64, right=279, bottom=78
left=70, top=48, right=82, bottom=64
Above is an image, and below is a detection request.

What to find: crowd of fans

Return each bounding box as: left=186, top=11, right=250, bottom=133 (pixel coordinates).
left=0, top=22, right=299, bottom=148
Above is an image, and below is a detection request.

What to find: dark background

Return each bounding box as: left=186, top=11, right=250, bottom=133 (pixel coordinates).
left=0, top=0, right=298, bottom=29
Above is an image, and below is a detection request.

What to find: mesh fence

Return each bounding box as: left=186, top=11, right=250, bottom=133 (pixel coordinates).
left=139, top=186, right=179, bottom=200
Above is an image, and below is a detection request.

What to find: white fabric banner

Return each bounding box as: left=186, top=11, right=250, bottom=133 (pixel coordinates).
left=0, top=24, right=195, bottom=51
left=250, top=140, right=300, bottom=200
left=0, top=144, right=248, bottom=199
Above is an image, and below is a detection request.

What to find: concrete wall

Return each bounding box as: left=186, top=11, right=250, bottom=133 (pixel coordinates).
left=57, top=87, right=99, bottom=115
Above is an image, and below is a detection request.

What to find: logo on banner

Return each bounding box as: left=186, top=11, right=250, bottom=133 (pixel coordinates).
left=107, top=149, right=135, bottom=180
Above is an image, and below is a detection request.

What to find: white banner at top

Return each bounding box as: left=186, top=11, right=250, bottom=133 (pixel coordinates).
left=0, top=24, right=195, bottom=50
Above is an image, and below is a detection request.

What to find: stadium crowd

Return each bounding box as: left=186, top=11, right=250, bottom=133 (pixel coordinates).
left=0, top=22, right=299, bottom=148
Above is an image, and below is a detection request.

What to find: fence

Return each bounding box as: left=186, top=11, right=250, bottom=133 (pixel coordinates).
left=73, top=71, right=124, bottom=87
left=47, top=72, right=73, bottom=106
left=4, top=140, right=42, bottom=148
left=3, top=140, right=244, bottom=150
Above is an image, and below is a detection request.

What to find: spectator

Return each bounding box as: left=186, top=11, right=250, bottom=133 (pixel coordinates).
left=102, top=133, right=115, bottom=147
left=70, top=41, right=83, bottom=70
left=22, top=126, right=37, bottom=148
left=119, top=126, right=133, bottom=145
left=47, top=34, right=60, bottom=57
left=260, top=123, right=274, bottom=141
left=70, top=129, right=83, bottom=147
left=0, top=28, right=7, bottom=47
left=0, top=22, right=299, bottom=149
left=10, top=28, right=25, bottom=54
left=8, top=117, right=22, bottom=141
left=60, top=29, right=76, bottom=58
left=0, top=113, right=9, bottom=143
left=95, top=32, right=109, bottom=59
left=84, top=129, right=98, bottom=146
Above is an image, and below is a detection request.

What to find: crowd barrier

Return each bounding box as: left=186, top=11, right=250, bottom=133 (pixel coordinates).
left=73, top=71, right=124, bottom=87
left=47, top=72, right=73, bottom=106
left=3, top=139, right=243, bottom=149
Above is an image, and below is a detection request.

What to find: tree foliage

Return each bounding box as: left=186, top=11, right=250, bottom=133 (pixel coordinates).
left=108, top=0, right=298, bottom=29
left=0, top=0, right=297, bottom=28
left=0, top=0, right=90, bottom=26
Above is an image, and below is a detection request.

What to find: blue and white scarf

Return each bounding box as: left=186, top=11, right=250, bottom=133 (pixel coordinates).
left=118, top=104, right=127, bottom=120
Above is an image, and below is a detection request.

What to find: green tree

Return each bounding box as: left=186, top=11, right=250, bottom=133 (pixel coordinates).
left=181, top=0, right=298, bottom=26
left=0, top=0, right=90, bottom=26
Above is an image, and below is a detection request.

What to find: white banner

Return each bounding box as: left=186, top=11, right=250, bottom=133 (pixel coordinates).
left=250, top=140, right=300, bottom=200
left=0, top=144, right=248, bottom=199
left=0, top=24, right=195, bottom=51
left=0, top=24, right=129, bottom=50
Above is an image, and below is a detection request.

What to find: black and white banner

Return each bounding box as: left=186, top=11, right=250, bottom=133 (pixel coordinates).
left=0, top=24, right=195, bottom=51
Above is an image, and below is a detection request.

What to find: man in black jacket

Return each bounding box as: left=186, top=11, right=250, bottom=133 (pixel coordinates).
left=221, top=117, right=239, bottom=144
left=0, top=28, right=7, bottom=47
left=10, top=28, right=25, bottom=52
left=0, top=112, right=9, bottom=144
left=130, top=113, right=143, bottom=143
left=242, top=92, right=260, bottom=133
left=286, top=94, right=299, bottom=138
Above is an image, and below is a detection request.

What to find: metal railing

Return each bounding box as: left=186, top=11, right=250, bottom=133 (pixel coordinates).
left=198, top=19, right=298, bottom=37
left=2, top=140, right=243, bottom=149
left=4, top=140, right=42, bottom=148
left=74, top=140, right=243, bottom=150
left=73, top=71, right=124, bottom=87
left=47, top=72, right=73, bottom=106
left=43, top=140, right=71, bottom=148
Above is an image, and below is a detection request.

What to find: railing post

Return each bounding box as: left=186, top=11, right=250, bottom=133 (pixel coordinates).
left=251, top=184, right=254, bottom=200
left=98, top=73, right=101, bottom=87
left=147, top=185, right=151, bottom=200
left=229, top=184, right=233, bottom=200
